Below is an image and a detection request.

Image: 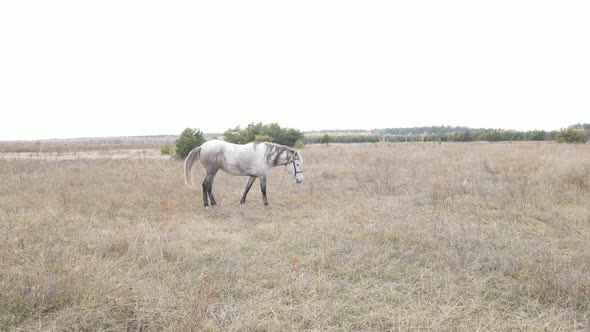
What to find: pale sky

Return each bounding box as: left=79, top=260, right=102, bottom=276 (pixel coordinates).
left=1, top=1, right=589, bottom=140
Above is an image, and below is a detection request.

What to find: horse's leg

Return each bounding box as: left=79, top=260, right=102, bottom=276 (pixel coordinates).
left=259, top=175, right=269, bottom=206
left=240, top=176, right=257, bottom=205
left=208, top=174, right=217, bottom=206
left=202, top=176, right=209, bottom=207
left=202, top=172, right=217, bottom=206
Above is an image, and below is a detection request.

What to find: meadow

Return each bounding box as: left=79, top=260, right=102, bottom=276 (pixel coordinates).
left=1, top=142, right=589, bottom=331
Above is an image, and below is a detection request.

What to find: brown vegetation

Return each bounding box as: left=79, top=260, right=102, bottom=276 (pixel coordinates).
left=0, top=144, right=163, bottom=154
left=0, top=136, right=175, bottom=153
left=1, top=142, right=589, bottom=330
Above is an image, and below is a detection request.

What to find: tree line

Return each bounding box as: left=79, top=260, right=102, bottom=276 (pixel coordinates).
left=166, top=123, right=589, bottom=158
left=309, top=124, right=589, bottom=144
left=304, top=135, right=380, bottom=144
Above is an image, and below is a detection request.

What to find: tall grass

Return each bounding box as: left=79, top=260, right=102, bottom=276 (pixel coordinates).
left=1, top=142, right=589, bottom=330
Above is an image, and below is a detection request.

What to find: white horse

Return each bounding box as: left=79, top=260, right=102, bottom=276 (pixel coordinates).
left=184, top=140, right=303, bottom=207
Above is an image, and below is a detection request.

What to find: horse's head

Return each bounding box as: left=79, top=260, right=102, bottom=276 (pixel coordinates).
left=287, top=151, right=304, bottom=184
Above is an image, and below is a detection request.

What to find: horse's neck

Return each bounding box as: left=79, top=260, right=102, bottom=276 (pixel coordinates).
left=263, top=143, right=293, bottom=167
left=279, top=150, right=295, bottom=166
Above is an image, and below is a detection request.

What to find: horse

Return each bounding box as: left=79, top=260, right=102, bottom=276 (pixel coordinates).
left=184, top=140, right=304, bottom=207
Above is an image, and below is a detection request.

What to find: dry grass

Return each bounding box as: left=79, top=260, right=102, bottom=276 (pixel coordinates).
left=0, top=148, right=166, bottom=161
left=1, top=142, right=589, bottom=331
left=0, top=144, right=163, bottom=154
left=0, top=136, right=175, bottom=153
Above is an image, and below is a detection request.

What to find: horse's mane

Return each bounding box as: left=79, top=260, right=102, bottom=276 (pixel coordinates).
left=258, top=142, right=296, bottom=166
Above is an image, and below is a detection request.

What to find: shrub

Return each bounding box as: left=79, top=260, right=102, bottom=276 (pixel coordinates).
left=254, top=134, right=274, bottom=142
left=294, top=140, right=305, bottom=149
left=223, top=123, right=304, bottom=147
left=175, top=128, right=206, bottom=158
left=557, top=129, right=588, bottom=144
left=160, top=142, right=174, bottom=156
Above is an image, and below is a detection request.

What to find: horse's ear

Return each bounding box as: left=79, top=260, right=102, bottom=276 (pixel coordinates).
left=296, top=150, right=302, bottom=162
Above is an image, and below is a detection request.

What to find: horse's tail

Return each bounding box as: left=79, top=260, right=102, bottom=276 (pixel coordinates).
left=184, top=147, right=201, bottom=185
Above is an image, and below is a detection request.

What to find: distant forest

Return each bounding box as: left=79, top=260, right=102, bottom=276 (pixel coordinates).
left=7, top=124, right=587, bottom=148
left=304, top=124, right=590, bottom=144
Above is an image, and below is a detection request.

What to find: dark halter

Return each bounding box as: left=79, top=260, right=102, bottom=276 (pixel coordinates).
left=289, top=153, right=303, bottom=174
left=291, top=160, right=303, bottom=174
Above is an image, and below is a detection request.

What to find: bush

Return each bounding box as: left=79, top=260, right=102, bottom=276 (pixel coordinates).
left=160, top=142, right=174, bottom=156
left=175, top=128, right=206, bottom=158
left=223, top=126, right=250, bottom=145
left=223, top=123, right=304, bottom=147
left=254, top=134, right=274, bottom=142
left=556, top=129, right=588, bottom=144
left=294, top=140, right=305, bottom=149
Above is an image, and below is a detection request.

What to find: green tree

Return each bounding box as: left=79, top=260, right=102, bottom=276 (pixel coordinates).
left=282, top=128, right=306, bottom=146
left=175, top=128, right=206, bottom=158
left=223, top=123, right=304, bottom=147
left=556, top=128, right=588, bottom=144
left=320, top=134, right=330, bottom=145
left=524, top=130, right=547, bottom=141
left=223, top=126, right=250, bottom=144
left=254, top=134, right=274, bottom=142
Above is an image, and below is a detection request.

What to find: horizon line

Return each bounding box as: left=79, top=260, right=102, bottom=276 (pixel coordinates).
left=2, top=124, right=588, bottom=143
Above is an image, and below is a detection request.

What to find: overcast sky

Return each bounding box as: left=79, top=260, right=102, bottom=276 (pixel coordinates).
left=1, top=1, right=589, bottom=140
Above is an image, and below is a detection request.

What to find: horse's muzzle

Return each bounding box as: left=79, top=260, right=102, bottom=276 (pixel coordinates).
left=295, top=173, right=303, bottom=184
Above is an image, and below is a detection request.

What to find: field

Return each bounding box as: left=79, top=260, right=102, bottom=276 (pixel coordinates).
left=0, top=136, right=177, bottom=154
left=1, top=142, right=589, bottom=331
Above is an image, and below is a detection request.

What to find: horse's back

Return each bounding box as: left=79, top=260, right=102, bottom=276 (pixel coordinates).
left=199, top=140, right=265, bottom=176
